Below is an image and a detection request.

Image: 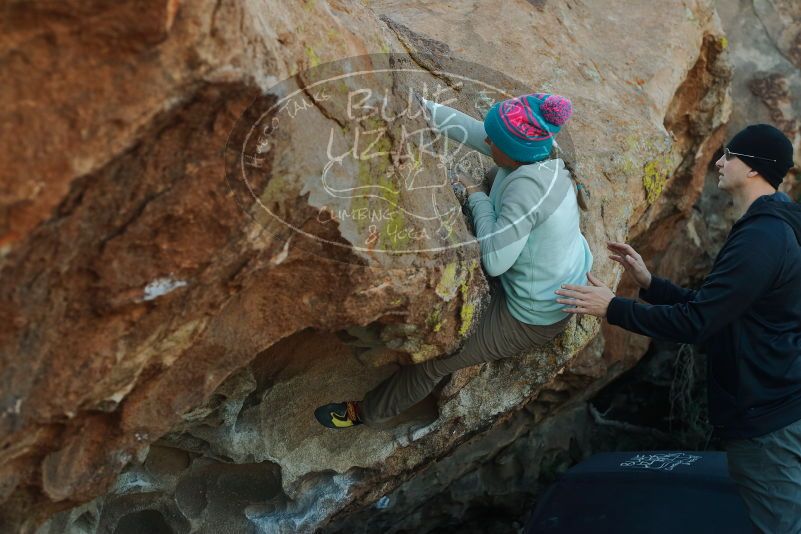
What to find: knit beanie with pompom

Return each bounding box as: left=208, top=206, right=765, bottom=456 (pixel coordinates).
left=483, top=92, right=572, bottom=163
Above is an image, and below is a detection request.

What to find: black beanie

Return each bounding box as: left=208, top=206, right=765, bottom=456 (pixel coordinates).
left=727, top=124, right=795, bottom=189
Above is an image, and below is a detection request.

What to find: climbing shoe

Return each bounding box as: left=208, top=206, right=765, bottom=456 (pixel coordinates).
left=314, top=401, right=363, bottom=429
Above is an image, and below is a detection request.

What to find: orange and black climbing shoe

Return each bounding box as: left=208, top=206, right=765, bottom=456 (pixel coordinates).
left=315, top=401, right=363, bottom=428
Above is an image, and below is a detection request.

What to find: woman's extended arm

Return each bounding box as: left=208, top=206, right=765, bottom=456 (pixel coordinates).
left=421, top=98, right=493, bottom=157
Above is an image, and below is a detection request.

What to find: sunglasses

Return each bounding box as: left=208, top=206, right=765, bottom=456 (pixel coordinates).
left=724, top=147, right=777, bottom=163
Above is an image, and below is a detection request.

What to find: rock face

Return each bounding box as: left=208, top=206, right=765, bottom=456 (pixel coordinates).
left=714, top=0, right=801, bottom=197
left=0, top=1, right=735, bottom=532
left=333, top=2, right=801, bottom=531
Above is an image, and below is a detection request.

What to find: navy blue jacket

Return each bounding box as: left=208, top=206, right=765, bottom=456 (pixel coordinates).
left=607, top=192, right=801, bottom=439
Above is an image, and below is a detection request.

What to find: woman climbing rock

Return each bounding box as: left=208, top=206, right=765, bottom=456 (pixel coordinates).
left=315, top=92, right=593, bottom=428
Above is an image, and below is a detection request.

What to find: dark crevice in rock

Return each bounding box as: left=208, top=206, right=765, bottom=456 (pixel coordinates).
left=378, top=16, right=462, bottom=91
left=295, top=73, right=348, bottom=129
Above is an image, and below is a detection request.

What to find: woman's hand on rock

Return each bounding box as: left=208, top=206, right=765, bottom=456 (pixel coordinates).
left=451, top=179, right=469, bottom=206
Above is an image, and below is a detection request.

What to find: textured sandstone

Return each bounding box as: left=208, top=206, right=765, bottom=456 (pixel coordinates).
left=334, top=2, right=801, bottom=530
left=0, top=0, right=737, bottom=532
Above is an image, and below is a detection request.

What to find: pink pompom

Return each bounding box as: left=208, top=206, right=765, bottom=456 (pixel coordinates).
left=540, top=95, right=573, bottom=126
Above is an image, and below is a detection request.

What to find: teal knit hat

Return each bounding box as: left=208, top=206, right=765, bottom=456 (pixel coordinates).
left=483, top=93, right=573, bottom=163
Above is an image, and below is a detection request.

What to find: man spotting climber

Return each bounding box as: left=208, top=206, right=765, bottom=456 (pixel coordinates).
left=555, top=124, right=801, bottom=533
left=315, top=92, right=592, bottom=429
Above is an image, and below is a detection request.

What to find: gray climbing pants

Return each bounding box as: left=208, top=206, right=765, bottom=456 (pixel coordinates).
left=724, top=416, right=801, bottom=534
left=359, top=286, right=571, bottom=425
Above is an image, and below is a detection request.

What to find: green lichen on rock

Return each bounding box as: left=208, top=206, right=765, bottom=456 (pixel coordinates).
left=305, top=45, right=321, bottom=68
left=457, top=262, right=479, bottom=337
left=642, top=159, right=668, bottom=204
left=433, top=260, right=477, bottom=335
left=621, top=134, right=674, bottom=205
left=378, top=203, right=407, bottom=251
left=351, top=117, right=410, bottom=249
left=426, top=307, right=443, bottom=333
left=410, top=343, right=439, bottom=363
left=458, top=280, right=475, bottom=337
left=458, top=301, right=475, bottom=337
left=435, top=261, right=460, bottom=301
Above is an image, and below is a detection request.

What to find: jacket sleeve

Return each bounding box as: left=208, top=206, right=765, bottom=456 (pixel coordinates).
left=638, top=276, right=697, bottom=305
left=467, top=180, right=533, bottom=277
left=606, top=224, right=781, bottom=343
left=422, top=99, right=492, bottom=157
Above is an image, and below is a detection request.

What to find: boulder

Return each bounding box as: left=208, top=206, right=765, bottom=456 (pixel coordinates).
left=0, top=0, right=732, bottom=532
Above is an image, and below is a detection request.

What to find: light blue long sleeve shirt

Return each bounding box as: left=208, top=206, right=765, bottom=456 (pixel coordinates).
left=423, top=98, right=594, bottom=325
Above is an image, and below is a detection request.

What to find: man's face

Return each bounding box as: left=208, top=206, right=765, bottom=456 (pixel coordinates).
left=485, top=137, right=520, bottom=169
left=715, top=150, right=753, bottom=193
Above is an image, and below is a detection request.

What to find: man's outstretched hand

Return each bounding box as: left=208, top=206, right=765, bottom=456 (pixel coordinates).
left=607, top=241, right=652, bottom=290
left=555, top=272, right=615, bottom=318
